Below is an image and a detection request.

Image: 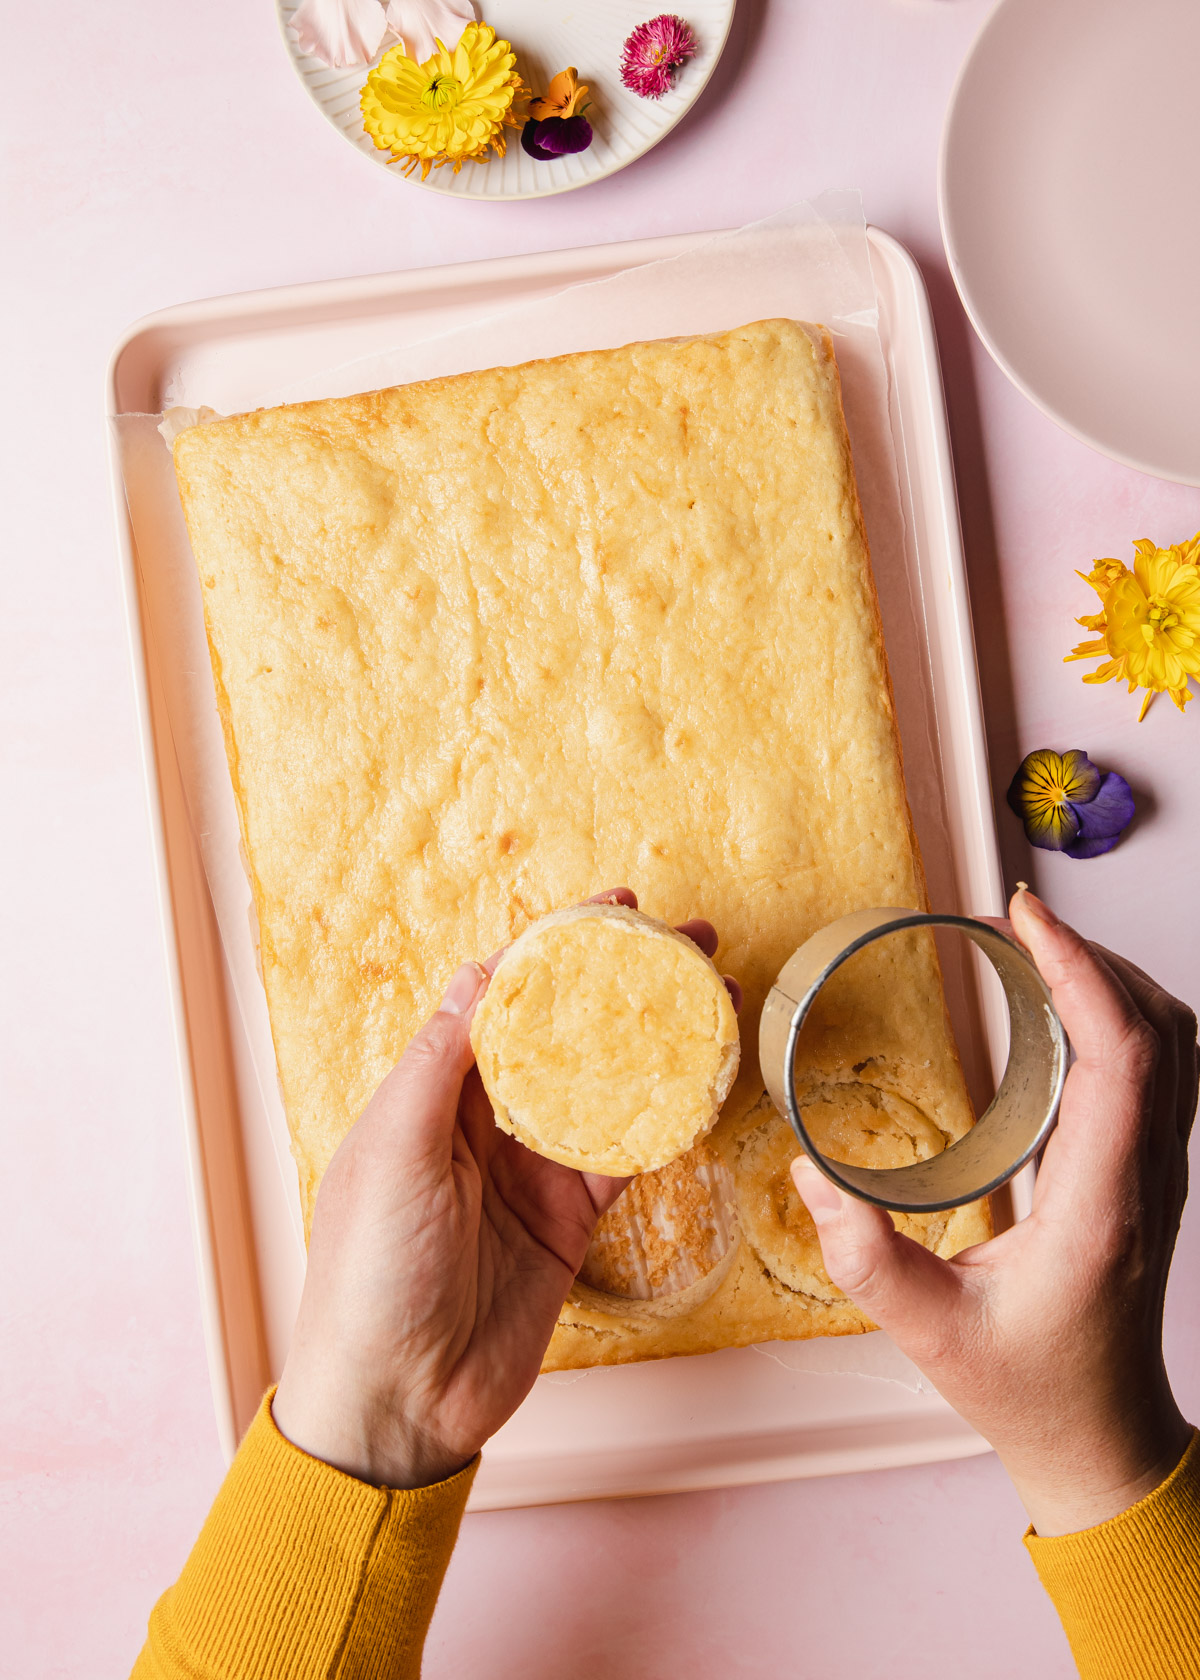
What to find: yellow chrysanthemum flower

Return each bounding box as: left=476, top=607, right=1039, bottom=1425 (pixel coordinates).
left=360, top=23, right=524, bottom=180
left=1066, top=532, right=1200, bottom=720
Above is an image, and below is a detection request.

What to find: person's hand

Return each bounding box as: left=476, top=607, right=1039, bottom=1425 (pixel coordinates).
left=272, top=887, right=741, bottom=1490
left=793, top=887, right=1197, bottom=1536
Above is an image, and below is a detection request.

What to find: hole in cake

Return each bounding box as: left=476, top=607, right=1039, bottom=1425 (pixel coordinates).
left=735, top=1087, right=953, bottom=1302
left=787, top=926, right=976, bottom=1152
left=789, top=1076, right=948, bottom=1166
left=577, top=1139, right=737, bottom=1301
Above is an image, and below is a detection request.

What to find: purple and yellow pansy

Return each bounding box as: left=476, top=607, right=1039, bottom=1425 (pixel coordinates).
left=522, top=67, right=593, bottom=158
left=1006, top=749, right=1134, bottom=860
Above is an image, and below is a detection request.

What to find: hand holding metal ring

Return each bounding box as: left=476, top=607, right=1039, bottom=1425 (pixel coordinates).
left=758, top=908, right=1070, bottom=1213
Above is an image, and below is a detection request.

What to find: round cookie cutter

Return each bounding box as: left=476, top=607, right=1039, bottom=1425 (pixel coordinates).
left=759, top=908, right=1070, bottom=1213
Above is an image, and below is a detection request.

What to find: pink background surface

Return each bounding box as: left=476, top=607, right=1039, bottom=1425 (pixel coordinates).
left=3, top=1, right=1198, bottom=1674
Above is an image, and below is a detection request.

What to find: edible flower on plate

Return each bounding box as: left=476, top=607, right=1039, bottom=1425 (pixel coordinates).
left=620, top=14, right=697, bottom=100
left=291, top=0, right=475, bottom=70
left=1006, top=749, right=1134, bottom=860
left=360, top=21, right=524, bottom=179
left=522, top=68, right=593, bottom=159
left=1066, top=532, right=1200, bottom=720
left=383, top=0, right=476, bottom=63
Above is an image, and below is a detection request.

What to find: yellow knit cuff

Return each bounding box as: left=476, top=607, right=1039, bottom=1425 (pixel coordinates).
left=140, top=1389, right=477, bottom=1680
left=1025, top=1428, right=1200, bottom=1680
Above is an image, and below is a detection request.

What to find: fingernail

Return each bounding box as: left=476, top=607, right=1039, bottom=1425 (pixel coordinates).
left=1016, top=885, right=1060, bottom=927
left=440, top=962, right=485, bottom=1014
left=792, top=1157, right=843, bottom=1223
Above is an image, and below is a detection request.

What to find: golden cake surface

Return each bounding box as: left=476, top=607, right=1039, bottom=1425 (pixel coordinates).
left=471, top=904, right=740, bottom=1175
left=172, top=317, right=991, bottom=1369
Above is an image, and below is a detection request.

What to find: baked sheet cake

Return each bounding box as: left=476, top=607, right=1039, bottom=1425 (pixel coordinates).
left=172, top=318, right=991, bottom=1369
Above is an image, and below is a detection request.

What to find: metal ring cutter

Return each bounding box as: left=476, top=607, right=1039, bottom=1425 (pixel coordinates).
left=759, top=908, right=1070, bottom=1213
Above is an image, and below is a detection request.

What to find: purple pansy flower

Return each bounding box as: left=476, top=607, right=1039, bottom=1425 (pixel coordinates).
left=521, top=113, right=593, bottom=158
left=523, top=66, right=594, bottom=159
left=1006, top=748, right=1135, bottom=860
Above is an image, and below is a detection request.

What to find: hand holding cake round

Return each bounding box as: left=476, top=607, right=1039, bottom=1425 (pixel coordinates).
left=470, top=905, right=740, bottom=1176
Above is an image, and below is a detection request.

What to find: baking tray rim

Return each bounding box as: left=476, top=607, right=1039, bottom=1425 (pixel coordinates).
left=106, top=224, right=1011, bottom=1505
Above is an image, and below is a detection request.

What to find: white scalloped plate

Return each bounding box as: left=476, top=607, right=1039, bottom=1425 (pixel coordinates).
left=276, top=1, right=736, bottom=200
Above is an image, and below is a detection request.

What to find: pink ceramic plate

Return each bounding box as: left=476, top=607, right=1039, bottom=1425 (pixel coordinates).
left=939, top=0, right=1200, bottom=486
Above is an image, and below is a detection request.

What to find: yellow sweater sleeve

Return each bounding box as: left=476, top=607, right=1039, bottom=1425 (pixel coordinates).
left=1026, top=1428, right=1200, bottom=1679
left=131, top=1391, right=476, bottom=1680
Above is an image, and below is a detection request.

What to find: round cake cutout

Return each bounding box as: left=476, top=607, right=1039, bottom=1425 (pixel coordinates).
left=471, top=904, right=740, bottom=1175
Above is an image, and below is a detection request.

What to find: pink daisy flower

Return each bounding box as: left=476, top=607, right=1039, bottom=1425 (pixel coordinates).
left=620, top=14, right=698, bottom=100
